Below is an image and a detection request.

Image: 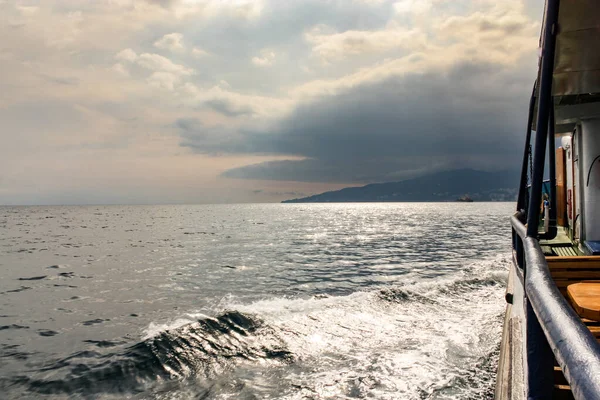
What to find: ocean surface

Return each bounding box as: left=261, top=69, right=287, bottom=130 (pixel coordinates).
left=0, top=203, right=513, bottom=399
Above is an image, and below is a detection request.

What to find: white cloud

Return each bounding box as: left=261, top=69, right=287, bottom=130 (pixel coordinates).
left=154, top=32, right=184, bottom=51
left=251, top=49, right=276, bottom=67
left=115, top=48, right=193, bottom=77
left=304, top=0, right=537, bottom=67
left=110, top=62, right=130, bottom=76
left=168, top=0, right=265, bottom=20
left=295, top=4, right=538, bottom=99
left=16, top=5, right=39, bottom=15
left=115, top=48, right=138, bottom=62
left=113, top=48, right=195, bottom=91
left=147, top=71, right=181, bottom=90
left=181, top=82, right=292, bottom=118
left=137, top=52, right=194, bottom=75
left=305, top=25, right=424, bottom=62
left=393, top=0, right=431, bottom=15
left=192, top=46, right=210, bottom=57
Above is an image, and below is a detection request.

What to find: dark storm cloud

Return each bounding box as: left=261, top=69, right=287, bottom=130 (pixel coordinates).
left=143, top=0, right=178, bottom=7
left=176, top=117, right=203, bottom=135
left=177, top=118, right=250, bottom=155
left=40, top=74, right=79, bottom=86
left=251, top=189, right=305, bottom=196
left=179, top=58, right=534, bottom=183
left=205, top=99, right=255, bottom=117
left=223, top=159, right=429, bottom=183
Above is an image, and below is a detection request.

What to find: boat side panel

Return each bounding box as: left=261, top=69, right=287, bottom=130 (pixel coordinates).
left=579, top=119, right=600, bottom=242
left=496, top=259, right=526, bottom=400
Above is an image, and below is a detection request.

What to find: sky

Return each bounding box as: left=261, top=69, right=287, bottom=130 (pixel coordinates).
left=0, top=0, right=544, bottom=205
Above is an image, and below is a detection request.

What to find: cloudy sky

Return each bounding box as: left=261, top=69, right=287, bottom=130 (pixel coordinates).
left=0, top=0, right=543, bottom=205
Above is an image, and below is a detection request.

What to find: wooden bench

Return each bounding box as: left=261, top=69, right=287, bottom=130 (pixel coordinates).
left=546, top=256, right=600, bottom=296
left=567, top=283, right=600, bottom=321
left=548, top=259, right=600, bottom=399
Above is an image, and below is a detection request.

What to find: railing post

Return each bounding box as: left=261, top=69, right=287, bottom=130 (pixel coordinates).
left=524, top=0, right=560, bottom=397
left=517, top=84, right=537, bottom=212
left=526, top=0, right=560, bottom=237
left=547, top=107, right=557, bottom=238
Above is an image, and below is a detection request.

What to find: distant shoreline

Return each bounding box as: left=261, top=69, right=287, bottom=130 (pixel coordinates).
left=281, top=168, right=518, bottom=203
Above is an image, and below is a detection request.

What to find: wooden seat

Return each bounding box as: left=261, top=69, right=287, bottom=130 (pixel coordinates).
left=546, top=256, right=600, bottom=296
left=567, top=282, right=600, bottom=321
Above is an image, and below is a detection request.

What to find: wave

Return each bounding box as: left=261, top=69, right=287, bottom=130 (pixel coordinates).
left=375, top=255, right=508, bottom=305
left=9, top=311, right=292, bottom=396
left=8, top=254, right=509, bottom=399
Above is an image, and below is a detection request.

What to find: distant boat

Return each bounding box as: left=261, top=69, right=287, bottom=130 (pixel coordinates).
left=456, top=194, right=473, bottom=202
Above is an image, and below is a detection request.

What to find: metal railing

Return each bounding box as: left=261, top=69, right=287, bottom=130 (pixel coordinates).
left=511, top=212, right=600, bottom=400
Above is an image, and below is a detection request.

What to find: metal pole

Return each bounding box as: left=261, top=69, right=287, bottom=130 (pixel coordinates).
left=547, top=106, right=557, bottom=237
left=524, top=0, right=561, bottom=397
left=526, top=0, right=560, bottom=238
left=517, top=84, right=537, bottom=212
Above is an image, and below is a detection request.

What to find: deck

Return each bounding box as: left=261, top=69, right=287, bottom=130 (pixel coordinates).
left=540, top=228, right=581, bottom=257
left=539, top=230, right=600, bottom=399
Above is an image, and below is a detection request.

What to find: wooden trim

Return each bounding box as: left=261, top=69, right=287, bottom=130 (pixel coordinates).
left=588, top=326, right=600, bottom=337
left=549, top=264, right=600, bottom=270
left=553, top=271, right=600, bottom=278
left=546, top=256, right=600, bottom=261
left=549, top=265, right=600, bottom=270
left=554, top=280, right=600, bottom=288
left=547, top=257, right=600, bottom=271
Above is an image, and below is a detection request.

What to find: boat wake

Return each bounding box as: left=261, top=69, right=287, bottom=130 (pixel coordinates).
left=5, top=255, right=509, bottom=399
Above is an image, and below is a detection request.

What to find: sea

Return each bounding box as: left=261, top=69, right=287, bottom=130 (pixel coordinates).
left=0, top=202, right=514, bottom=399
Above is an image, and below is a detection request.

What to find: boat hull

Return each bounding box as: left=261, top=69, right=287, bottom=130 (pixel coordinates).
left=495, top=259, right=526, bottom=400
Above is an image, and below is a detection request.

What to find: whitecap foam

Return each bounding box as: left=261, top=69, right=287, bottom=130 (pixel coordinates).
left=142, top=312, right=211, bottom=340
left=138, top=253, right=510, bottom=398
left=217, top=253, right=510, bottom=399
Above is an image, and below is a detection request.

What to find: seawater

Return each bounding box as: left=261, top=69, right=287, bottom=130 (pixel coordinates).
left=0, top=203, right=514, bottom=399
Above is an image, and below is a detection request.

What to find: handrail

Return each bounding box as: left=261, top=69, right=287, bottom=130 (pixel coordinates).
left=511, top=215, right=600, bottom=400
left=511, top=213, right=527, bottom=239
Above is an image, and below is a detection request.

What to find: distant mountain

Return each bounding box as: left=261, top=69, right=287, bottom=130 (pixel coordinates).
left=282, top=169, right=519, bottom=203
